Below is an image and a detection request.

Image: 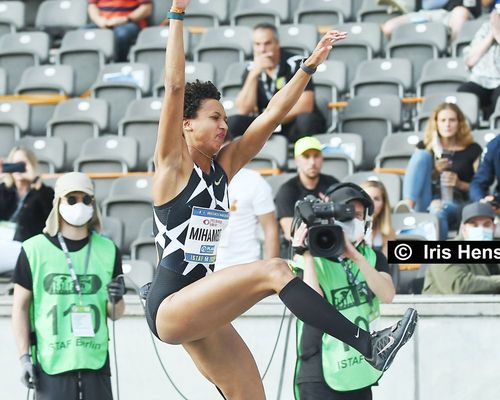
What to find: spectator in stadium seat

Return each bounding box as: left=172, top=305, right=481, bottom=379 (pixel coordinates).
left=0, top=147, right=54, bottom=274
left=422, top=202, right=500, bottom=294
left=275, top=136, right=339, bottom=242
left=227, top=23, right=326, bottom=143
left=400, top=102, right=482, bottom=240
left=470, top=134, right=500, bottom=209
left=457, top=6, right=500, bottom=120
left=86, top=0, right=152, bottom=62
left=361, top=180, right=396, bottom=258
left=381, top=0, right=482, bottom=41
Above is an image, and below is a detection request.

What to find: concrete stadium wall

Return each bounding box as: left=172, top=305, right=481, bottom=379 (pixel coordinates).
left=2, top=295, right=500, bottom=400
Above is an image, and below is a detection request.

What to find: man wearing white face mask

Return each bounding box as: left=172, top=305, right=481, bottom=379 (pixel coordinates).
left=423, top=202, right=500, bottom=294
left=11, top=172, right=125, bottom=400
left=291, top=183, right=397, bottom=400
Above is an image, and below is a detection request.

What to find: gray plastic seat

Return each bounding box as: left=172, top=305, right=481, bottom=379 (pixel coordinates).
left=231, top=0, right=289, bottom=27
left=344, top=171, right=402, bottom=208
left=0, top=100, right=29, bottom=157
left=129, top=26, right=190, bottom=88
left=357, top=0, right=404, bottom=24
left=278, top=24, right=318, bottom=57
left=315, top=132, right=363, bottom=169
left=194, top=26, right=252, bottom=84
left=118, top=98, right=162, bottom=170
left=489, top=99, right=500, bottom=130
left=35, top=0, right=87, bottom=38
left=264, top=172, right=296, bottom=198
left=102, top=175, right=153, bottom=252
left=47, top=98, right=108, bottom=170
left=219, top=61, right=248, bottom=98
left=155, top=62, right=215, bottom=97
left=313, top=60, right=347, bottom=131
left=130, top=217, right=156, bottom=267
left=248, top=135, right=288, bottom=170
left=74, top=135, right=138, bottom=173
left=351, top=58, right=412, bottom=98
left=16, top=135, right=65, bottom=172
left=0, top=31, right=49, bottom=93
left=386, top=22, right=448, bottom=85
left=375, top=131, right=423, bottom=170
left=0, top=68, right=6, bottom=96
left=416, top=58, right=469, bottom=97
left=183, top=0, right=228, bottom=27
left=101, top=215, right=123, bottom=250
left=0, top=1, right=25, bottom=37
left=91, top=63, right=151, bottom=133
left=221, top=95, right=239, bottom=117
left=294, top=0, right=352, bottom=25
left=472, top=129, right=498, bottom=149
left=328, top=22, right=382, bottom=86
left=452, top=18, right=485, bottom=58
left=392, top=212, right=439, bottom=241
left=339, top=95, right=403, bottom=169
left=122, top=259, right=154, bottom=291
left=56, top=29, right=115, bottom=96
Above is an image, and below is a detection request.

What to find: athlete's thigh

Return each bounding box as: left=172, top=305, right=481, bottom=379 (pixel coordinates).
left=183, top=323, right=266, bottom=400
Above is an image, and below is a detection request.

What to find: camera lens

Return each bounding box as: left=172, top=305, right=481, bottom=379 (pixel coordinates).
left=316, top=228, right=336, bottom=250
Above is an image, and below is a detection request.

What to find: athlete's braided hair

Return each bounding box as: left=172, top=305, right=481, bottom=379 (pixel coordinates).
left=184, top=80, right=221, bottom=119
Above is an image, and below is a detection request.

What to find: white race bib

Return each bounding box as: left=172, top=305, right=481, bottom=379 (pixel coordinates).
left=184, top=207, right=229, bottom=264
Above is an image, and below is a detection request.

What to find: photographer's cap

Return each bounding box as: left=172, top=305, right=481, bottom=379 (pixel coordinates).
left=461, top=202, right=495, bottom=224
left=294, top=136, right=322, bottom=158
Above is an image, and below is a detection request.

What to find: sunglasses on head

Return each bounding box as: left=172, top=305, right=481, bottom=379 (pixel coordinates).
left=66, top=194, right=93, bottom=206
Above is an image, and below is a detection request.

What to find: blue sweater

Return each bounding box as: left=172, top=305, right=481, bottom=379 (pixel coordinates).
left=470, top=135, right=500, bottom=201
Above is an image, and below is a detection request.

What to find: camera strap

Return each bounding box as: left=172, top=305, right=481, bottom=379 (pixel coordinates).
left=340, top=259, right=373, bottom=305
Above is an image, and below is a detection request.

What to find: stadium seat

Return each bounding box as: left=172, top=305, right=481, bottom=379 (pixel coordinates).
left=0, top=1, right=25, bottom=38
left=219, top=61, right=248, bottom=98
left=416, top=58, right=469, bottom=97
left=392, top=212, right=439, bottom=241
left=339, top=95, right=403, bottom=169
left=91, top=63, right=152, bottom=133
left=472, top=129, right=498, bottom=148
left=247, top=134, right=288, bottom=170
left=277, top=24, right=318, bottom=57
left=102, top=175, right=153, bottom=252
left=183, top=0, right=228, bottom=27
left=194, top=26, right=252, bottom=84
left=293, top=0, right=352, bottom=26
left=118, top=98, right=162, bottom=170
left=47, top=98, right=108, bottom=170
left=35, top=0, right=87, bottom=40
left=74, top=135, right=138, bottom=173
left=221, top=95, right=239, bottom=117
left=313, top=60, right=347, bottom=131
left=16, top=136, right=65, bottom=173
left=231, top=0, right=289, bottom=28
left=56, top=29, right=115, bottom=96
left=0, top=68, right=6, bottom=95
left=130, top=217, right=156, bottom=267
left=415, top=92, right=480, bottom=130
left=0, top=31, right=49, bottom=94
left=155, top=62, right=216, bottom=97
left=490, top=99, right=500, bottom=129
left=122, top=259, right=154, bottom=291
left=357, top=0, right=401, bottom=24
left=375, top=131, right=423, bottom=170
left=101, top=215, right=123, bottom=250
left=129, top=26, right=190, bottom=89
left=328, top=22, right=382, bottom=86
left=0, top=100, right=29, bottom=157
left=451, top=18, right=485, bottom=58
left=315, top=132, right=363, bottom=169
left=387, top=22, right=448, bottom=86
left=343, top=171, right=402, bottom=208
left=351, top=58, right=413, bottom=97
left=264, top=172, right=296, bottom=198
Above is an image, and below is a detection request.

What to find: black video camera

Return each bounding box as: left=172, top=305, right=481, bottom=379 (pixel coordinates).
left=293, top=195, right=355, bottom=258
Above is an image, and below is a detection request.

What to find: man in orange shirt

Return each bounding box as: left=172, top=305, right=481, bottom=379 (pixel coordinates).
left=87, top=0, right=152, bottom=61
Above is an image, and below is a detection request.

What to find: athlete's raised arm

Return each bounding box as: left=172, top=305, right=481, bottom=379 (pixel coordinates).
left=218, top=30, right=347, bottom=180
left=153, top=0, right=191, bottom=204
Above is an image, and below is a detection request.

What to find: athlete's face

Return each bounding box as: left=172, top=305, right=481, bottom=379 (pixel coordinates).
left=295, top=149, right=323, bottom=180
left=184, top=99, right=228, bottom=155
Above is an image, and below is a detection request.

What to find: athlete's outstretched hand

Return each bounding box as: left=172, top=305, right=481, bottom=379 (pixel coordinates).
left=172, top=0, right=189, bottom=10
left=305, top=30, right=348, bottom=70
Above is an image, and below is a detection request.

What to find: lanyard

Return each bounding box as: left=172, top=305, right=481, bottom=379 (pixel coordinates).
left=340, top=258, right=371, bottom=303
left=261, top=70, right=278, bottom=101
left=57, top=232, right=92, bottom=305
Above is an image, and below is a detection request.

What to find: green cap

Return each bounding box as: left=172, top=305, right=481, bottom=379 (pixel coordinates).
left=294, top=136, right=322, bottom=158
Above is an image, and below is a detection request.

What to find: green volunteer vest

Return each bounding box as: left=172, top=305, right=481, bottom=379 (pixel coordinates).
left=24, top=232, right=116, bottom=375
left=294, top=246, right=383, bottom=395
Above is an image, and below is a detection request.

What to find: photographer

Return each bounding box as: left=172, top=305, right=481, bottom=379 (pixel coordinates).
left=292, top=183, right=396, bottom=400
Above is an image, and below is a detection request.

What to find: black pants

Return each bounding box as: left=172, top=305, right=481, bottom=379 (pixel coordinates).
left=457, top=81, right=500, bottom=120
left=34, top=365, right=113, bottom=400
left=228, top=112, right=326, bottom=143
left=298, top=382, right=373, bottom=400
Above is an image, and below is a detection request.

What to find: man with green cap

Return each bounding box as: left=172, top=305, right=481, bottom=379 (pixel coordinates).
left=11, top=172, right=125, bottom=399
left=275, top=136, right=339, bottom=242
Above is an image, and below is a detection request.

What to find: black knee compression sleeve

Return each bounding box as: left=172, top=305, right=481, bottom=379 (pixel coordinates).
left=279, top=277, right=371, bottom=357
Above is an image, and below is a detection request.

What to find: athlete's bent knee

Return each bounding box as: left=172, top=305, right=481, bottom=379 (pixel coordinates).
left=266, top=258, right=294, bottom=289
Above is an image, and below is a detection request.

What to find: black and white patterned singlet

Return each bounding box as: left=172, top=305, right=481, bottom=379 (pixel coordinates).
left=153, top=160, right=229, bottom=281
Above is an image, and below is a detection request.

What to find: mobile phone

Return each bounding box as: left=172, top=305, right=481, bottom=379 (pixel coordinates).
left=2, top=162, right=26, bottom=173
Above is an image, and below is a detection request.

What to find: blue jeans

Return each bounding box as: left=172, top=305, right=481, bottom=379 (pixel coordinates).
left=403, top=149, right=461, bottom=240
left=84, top=22, right=140, bottom=62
